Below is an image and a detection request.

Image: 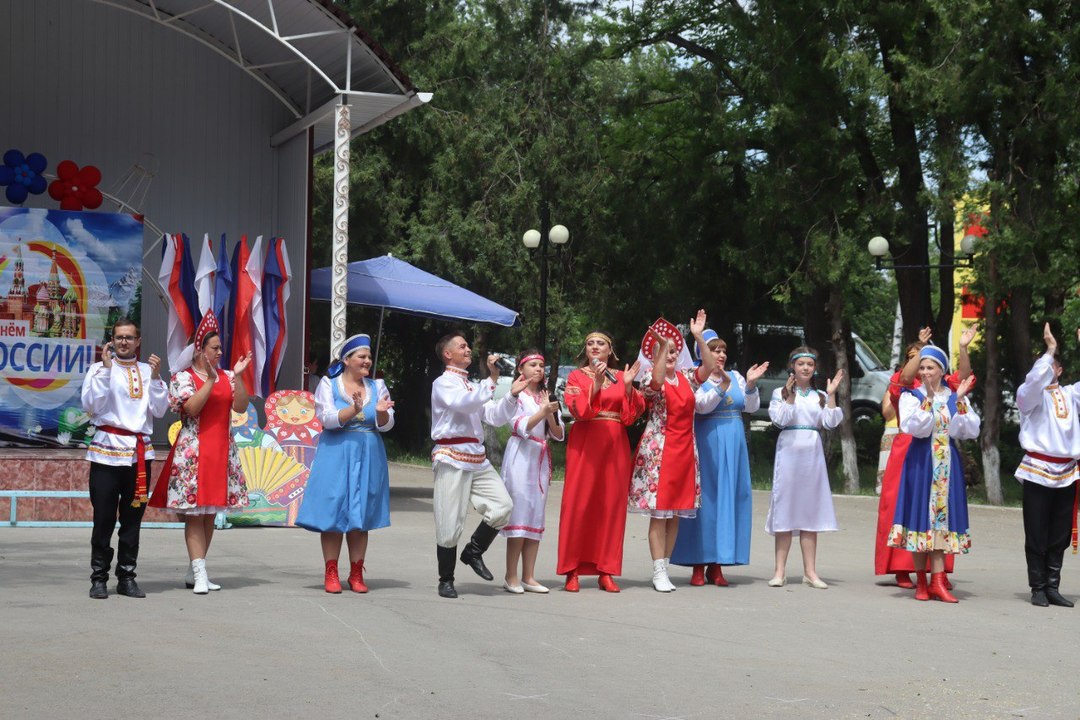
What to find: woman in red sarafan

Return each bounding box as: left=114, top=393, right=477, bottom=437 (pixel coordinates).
left=557, top=331, right=643, bottom=593
left=150, top=311, right=251, bottom=594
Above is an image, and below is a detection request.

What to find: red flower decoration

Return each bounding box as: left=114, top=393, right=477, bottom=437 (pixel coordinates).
left=48, top=160, right=103, bottom=211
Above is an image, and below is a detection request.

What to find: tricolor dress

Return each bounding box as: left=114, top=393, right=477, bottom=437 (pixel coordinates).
left=499, top=390, right=563, bottom=541
left=765, top=387, right=841, bottom=535
left=295, top=376, right=393, bottom=533
left=150, top=369, right=248, bottom=514
left=557, top=368, right=645, bottom=577
left=629, top=369, right=703, bottom=518
left=888, top=387, right=980, bottom=554
left=671, top=371, right=758, bottom=567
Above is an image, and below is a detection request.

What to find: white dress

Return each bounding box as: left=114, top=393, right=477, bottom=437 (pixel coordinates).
left=499, top=390, right=564, bottom=540
left=765, top=387, right=842, bottom=535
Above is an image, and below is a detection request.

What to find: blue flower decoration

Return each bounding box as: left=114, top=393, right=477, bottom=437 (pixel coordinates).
left=0, top=149, right=49, bottom=204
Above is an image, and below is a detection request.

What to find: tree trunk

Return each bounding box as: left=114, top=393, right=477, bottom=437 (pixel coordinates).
left=829, top=287, right=860, bottom=494
left=980, top=252, right=1004, bottom=505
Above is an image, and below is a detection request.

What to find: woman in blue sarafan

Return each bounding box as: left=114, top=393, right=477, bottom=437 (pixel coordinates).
left=889, top=344, right=979, bottom=604
left=670, top=329, right=769, bottom=587
left=296, top=334, right=395, bottom=595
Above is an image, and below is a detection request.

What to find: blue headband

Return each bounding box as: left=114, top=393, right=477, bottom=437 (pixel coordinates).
left=790, top=352, right=817, bottom=362
left=694, top=329, right=720, bottom=361
left=919, top=345, right=950, bottom=374
left=327, top=334, right=372, bottom=377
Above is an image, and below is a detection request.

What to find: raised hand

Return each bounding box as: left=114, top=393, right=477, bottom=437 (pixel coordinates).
left=826, top=369, right=844, bottom=395
left=510, top=374, right=530, bottom=397
left=959, top=323, right=979, bottom=349
left=956, top=374, right=975, bottom=400
left=745, top=362, right=769, bottom=385
left=624, top=360, right=640, bottom=389
left=101, top=342, right=114, bottom=369
left=689, top=309, right=707, bottom=336
left=918, top=326, right=932, bottom=344
left=1044, top=322, right=1058, bottom=355
left=232, top=350, right=252, bottom=376
left=148, top=353, right=161, bottom=380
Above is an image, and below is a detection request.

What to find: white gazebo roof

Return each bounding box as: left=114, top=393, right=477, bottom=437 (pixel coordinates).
left=92, top=0, right=430, bottom=150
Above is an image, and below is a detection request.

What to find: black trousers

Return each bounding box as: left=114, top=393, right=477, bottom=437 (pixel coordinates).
left=1022, top=480, right=1074, bottom=589
left=89, top=460, right=151, bottom=579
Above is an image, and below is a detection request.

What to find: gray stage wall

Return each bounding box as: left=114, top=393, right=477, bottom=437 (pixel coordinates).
left=1, top=0, right=312, bottom=440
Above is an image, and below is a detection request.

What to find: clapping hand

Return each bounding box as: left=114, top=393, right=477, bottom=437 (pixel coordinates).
left=956, top=375, right=975, bottom=400
left=826, top=369, right=844, bottom=395
left=148, top=354, right=161, bottom=380
left=376, top=397, right=395, bottom=413
left=745, top=362, right=769, bottom=385
left=231, top=351, right=252, bottom=376
left=623, top=360, right=640, bottom=389
left=351, top=390, right=365, bottom=411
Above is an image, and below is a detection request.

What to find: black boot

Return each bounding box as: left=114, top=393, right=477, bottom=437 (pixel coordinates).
left=89, top=546, right=113, bottom=600
left=459, top=522, right=499, bottom=581
left=115, top=542, right=145, bottom=598
left=1046, top=555, right=1074, bottom=608
left=1027, top=549, right=1049, bottom=607
left=437, top=546, right=458, bottom=598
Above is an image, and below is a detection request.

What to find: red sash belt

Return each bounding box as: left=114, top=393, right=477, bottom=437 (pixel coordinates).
left=98, top=425, right=148, bottom=508
left=435, top=437, right=480, bottom=445
left=1025, top=450, right=1076, bottom=465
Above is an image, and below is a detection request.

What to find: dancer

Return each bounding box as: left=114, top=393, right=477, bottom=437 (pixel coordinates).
left=499, top=349, right=564, bottom=594
left=81, top=318, right=168, bottom=599
left=670, top=329, right=768, bottom=587
left=629, top=312, right=714, bottom=592
left=875, top=326, right=975, bottom=588
left=149, top=311, right=251, bottom=594
left=1015, top=324, right=1080, bottom=607
left=558, top=331, right=643, bottom=592
left=766, top=346, right=843, bottom=589
left=430, top=334, right=522, bottom=599
left=296, top=334, right=395, bottom=594
left=888, top=345, right=979, bottom=603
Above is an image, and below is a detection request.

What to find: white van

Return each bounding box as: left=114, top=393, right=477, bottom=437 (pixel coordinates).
left=728, top=325, right=891, bottom=423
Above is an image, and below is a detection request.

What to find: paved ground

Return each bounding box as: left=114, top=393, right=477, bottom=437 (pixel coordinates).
left=2, top=463, right=1080, bottom=720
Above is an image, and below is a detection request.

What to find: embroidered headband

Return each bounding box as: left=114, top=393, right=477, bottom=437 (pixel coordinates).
left=579, top=331, right=619, bottom=362
left=327, top=334, right=372, bottom=377
left=695, top=328, right=720, bottom=361
left=919, top=344, right=950, bottom=374
left=517, top=353, right=544, bottom=369
left=790, top=351, right=817, bottom=362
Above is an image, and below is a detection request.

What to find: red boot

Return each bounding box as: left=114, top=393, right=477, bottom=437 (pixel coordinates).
left=914, top=572, right=929, bottom=601
left=690, top=565, right=706, bottom=586
left=324, top=560, right=342, bottom=594
left=895, top=572, right=914, bottom=589
left=598, top=573, right=621, bottom=593
left=945, top=575, right=953, bottom=591
left=928, top=572, right=958, bottom=603
left=564, top=571, right=580, bottom=593
left=706, top=564, right=729, bottom=587
left=348, top=561, right=368, bottom=593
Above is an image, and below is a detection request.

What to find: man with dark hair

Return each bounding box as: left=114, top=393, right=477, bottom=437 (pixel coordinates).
left=81, top=318, right=168, bottom=599
left=430, top=333, right=523, bottom=598
left=1016, top=324, right=1080, bottom=607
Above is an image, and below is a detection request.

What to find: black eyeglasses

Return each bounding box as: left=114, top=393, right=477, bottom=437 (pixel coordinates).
left=113, top=335, right=138, bottom=342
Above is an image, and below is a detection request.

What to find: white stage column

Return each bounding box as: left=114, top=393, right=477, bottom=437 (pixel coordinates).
left=331, top=99, right=351, bottom=357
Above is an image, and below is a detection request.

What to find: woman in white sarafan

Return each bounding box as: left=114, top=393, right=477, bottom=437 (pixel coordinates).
left=766, top=345, right=843, bottom=590
left=499, top=349, right=565, bottom=594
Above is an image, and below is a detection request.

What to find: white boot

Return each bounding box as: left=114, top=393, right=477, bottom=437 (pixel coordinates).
left=664, top=557, right=676, bottom=591
left=185, top=564, right=221, bottom=591
left=191, top=558, right=209, bottom=595
left=652, top=559, right=674, bottom=593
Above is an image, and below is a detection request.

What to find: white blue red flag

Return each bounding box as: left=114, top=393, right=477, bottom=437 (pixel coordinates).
left=157, top=233, right=199, bottom=369
left=261, top=237, right=291, bottom=396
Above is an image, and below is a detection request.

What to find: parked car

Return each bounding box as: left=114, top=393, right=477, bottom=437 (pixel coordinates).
left=728, top=324, right=891, bottom=424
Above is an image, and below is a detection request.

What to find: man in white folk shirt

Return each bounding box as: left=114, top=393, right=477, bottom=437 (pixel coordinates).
left=430, top=333, right=525, bottom=598
left=1016, top=323, right=1080, bottom=608
left=81, top=318, right=168, bottom=599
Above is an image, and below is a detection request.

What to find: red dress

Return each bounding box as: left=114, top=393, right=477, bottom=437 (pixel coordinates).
left=874, top=371, right=967, bottom=575
left=557, top=368, right=645, bottom=576
left=628, top=371, right=700, bottom=513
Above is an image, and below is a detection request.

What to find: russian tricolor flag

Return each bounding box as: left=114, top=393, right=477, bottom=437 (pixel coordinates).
left=157, top=233, right=199, bottom=369
left=261, top=237, right=291, bottom=396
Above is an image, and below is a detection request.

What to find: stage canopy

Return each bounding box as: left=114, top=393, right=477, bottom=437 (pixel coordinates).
left=310, top=255, right=520, bottom=327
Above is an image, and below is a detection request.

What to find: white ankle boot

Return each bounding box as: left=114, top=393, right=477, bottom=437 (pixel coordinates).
left=652, top=559, right=675, bottom=593
left=191, top=558, right=209, bottom=595
left=185, top=563, right=221, bottom=591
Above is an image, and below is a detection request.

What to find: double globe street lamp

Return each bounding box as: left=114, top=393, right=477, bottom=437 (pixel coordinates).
left=867, top=232, right=978, bottom=270
left=522, top=212, right=569, bottom=383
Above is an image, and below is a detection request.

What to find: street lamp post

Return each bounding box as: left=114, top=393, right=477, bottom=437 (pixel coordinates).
left=867, top=233, right=978, bottom=270
left=522, top=205, right=569, bottom=375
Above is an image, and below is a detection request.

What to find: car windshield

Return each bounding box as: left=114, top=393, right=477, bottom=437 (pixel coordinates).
left=853, top=337, right=887, bottom=371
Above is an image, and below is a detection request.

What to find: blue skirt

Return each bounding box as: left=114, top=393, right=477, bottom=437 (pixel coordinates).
left=295, top=427, right=391, bottom=533
left=671, top=414, right=752, bottom=566
left=889, top=435, right=970, bottom=554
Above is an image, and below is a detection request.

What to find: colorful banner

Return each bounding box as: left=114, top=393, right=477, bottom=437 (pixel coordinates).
left=0, top=207, right=143, bottom=446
